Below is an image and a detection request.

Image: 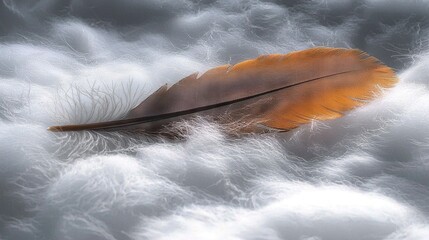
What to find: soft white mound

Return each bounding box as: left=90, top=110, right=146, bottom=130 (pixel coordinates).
left=1, top=0, right=429, bottom=239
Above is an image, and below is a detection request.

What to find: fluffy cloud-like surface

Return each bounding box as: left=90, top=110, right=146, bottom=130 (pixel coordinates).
left=1, top=0, right=429, bottom=239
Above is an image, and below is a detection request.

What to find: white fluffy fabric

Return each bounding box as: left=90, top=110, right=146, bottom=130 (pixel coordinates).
left=1, top=0, right=429, bottom=239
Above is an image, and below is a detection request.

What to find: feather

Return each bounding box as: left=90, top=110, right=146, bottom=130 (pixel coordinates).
left=48, top=47, right=398, bottom=134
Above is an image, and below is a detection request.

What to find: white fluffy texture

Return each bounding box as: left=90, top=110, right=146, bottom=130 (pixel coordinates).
left=134, top=184, right=420, bottom=240
left=1, top=0, right=429, bottom=240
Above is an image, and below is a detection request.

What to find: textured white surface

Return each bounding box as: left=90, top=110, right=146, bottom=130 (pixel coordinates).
left=1, top=0, right=429, bottom=239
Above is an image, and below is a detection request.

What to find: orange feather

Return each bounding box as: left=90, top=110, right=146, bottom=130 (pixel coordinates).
left=48, top=47, right=398, bottom=134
